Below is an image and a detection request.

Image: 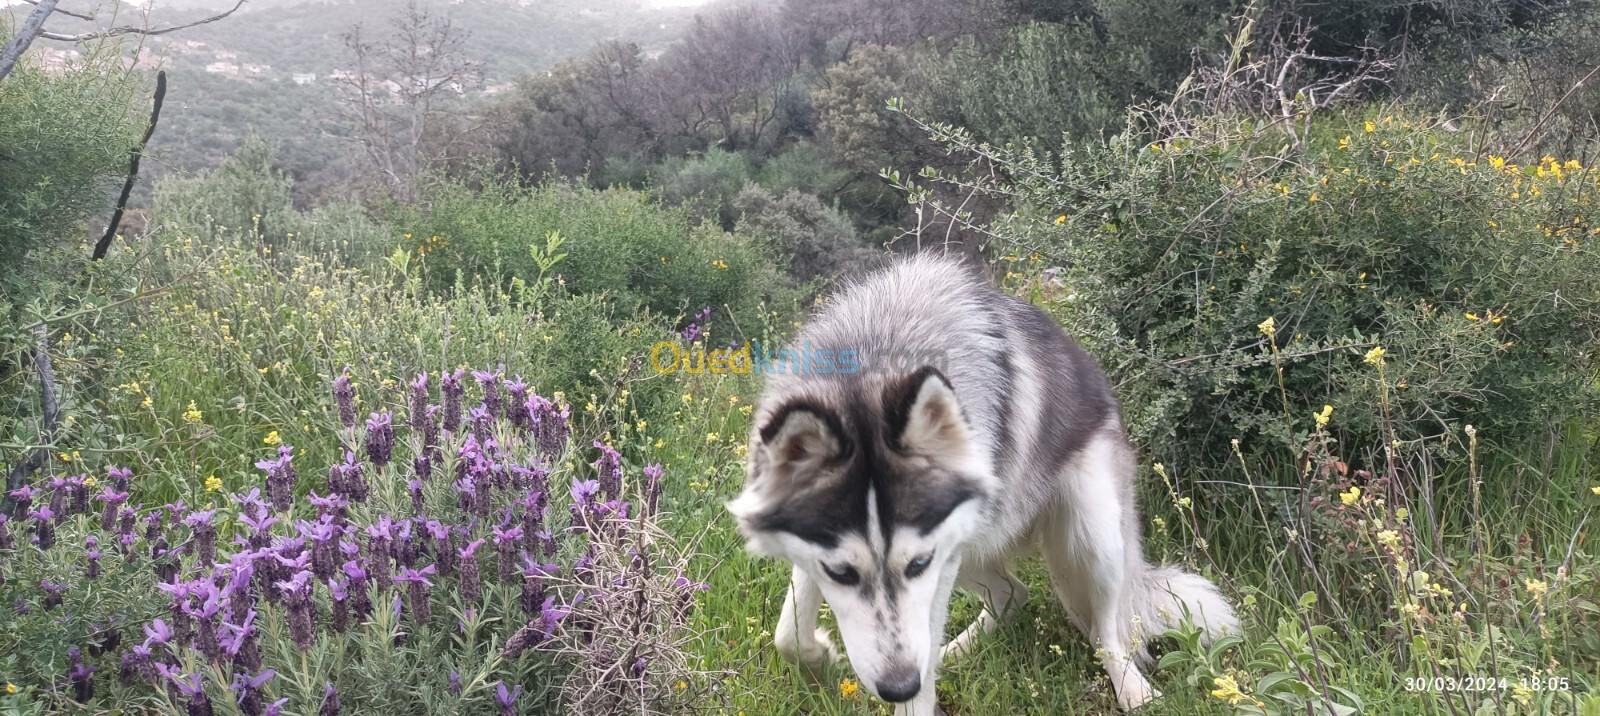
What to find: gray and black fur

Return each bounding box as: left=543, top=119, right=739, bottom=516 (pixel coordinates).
left=730, top=254, right=1237, bottom=713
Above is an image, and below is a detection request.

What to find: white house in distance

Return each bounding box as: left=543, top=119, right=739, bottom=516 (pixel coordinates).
left=292, top=73, right=318, bottom=85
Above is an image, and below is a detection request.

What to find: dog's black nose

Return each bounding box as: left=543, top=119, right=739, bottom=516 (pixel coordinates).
left=875, top=671, right=921, bottom=703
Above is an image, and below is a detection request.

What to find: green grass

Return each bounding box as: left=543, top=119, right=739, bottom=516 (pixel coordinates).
left=649, top=370, right=1600, bottom=715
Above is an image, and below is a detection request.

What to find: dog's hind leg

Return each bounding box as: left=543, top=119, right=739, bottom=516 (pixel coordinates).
left=1041, top=433, right=1159, bottom=712
left=940, top=560, right=1028, bottom=663
left=774, top=565, right=840, bottom=671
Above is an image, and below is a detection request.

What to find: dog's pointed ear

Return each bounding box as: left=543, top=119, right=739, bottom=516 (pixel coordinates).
left=755, top=401, right=846, bottom=478
left=886, top=367, right=969, bottom=456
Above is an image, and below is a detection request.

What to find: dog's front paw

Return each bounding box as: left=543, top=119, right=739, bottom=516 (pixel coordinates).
left=775, top=627, right=842, bottom=671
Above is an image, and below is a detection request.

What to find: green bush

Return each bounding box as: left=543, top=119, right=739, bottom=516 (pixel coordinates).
left=395, top=178, right=791, bottom=338
left=650, top=149, right=754, bottom=227
left=910, top=111, right=1600, bottom=466
left=0, top=45, right=141, bottom=274
left=731, top=185, right=878, bottom=283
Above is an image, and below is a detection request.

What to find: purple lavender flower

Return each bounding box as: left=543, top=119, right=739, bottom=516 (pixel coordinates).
left=68, top=646, right=94, bottom=702
left=592, top=441, right=624, bottom=500
left=341, top=560, right=373, bottom=620
left=364, top=411, right=395, bottom=467
left=332, top=370, right=356, bottom=428
left=86, top=535, right=103, bottom=579
left=519, top=558, right=558, bottom=617
left=275, top=569, right=316, bottom=648
left=364, top=517, right=395, bottom=587
left=643, top=463, right=665, bottom=517
left=41, top=579, right=66, bottom=609
left=424, top=520, right=455, bottom=575
left=494, top=681, right=522, bottom=716
left=328, top=451, right=368, bottom=502
left=473, top=368, right=503, bottom=417
left=440, top=368, right=465, bottom=433
left=408, top=478, right=426, bottom=514
left=504, top=596, right=570, bottom=657
left=505, top=378, right=531, bottom=429
left=29, top=504, right=56, bottom=549
left=230, top=669, right=275, bottom=716
left=264, top=698, right=288, bottom=716
left=407, top=372, right=430, bottom=432
left=448, top=670, right=462, bottom=695
left=156, top=664, right=212, bottom=716
left=96, top=487, right=130, bottom=532
left=468, top=406, right=493, bottom=443
left=528, top=395, right=570, bottom=460
left=186, top=509, right=219, bottom=566
left=393, top=565, right=437, bottom=625
left=681, top=321, right=702, bottom=343
left=458, top=538, right=485, bottom=606
left=254, top=445, right=297, bottom=512
left=320, top=683, right=341, bottom=716
left=8, top=483, right=37, bottom=512
left=492, top=524, right=524, bottom=582
left=108, top=465, right=132, bottom=492
left=299, top=516, right=343, bottom=581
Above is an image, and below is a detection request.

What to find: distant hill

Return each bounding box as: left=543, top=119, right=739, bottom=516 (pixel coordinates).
left=9, top=0, right=711, bottom=200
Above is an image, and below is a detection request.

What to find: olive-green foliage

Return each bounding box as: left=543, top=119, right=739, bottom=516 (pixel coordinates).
left=651, top=148, right=754, bottom=228
left=731, top=185, right=878, bottom=284
left=0, top=45, right=141, bottom=271
left=931, top=111, right=1600, bottom=466
left=152, top=136, right=397, bottom=269
left=915, top=21, right=1148, bottom=147
left=394, top=177, right=791, bottom=338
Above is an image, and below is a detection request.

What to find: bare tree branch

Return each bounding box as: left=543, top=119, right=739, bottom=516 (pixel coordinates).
left=37, top=0, right=246, bottom=43
left=2, top=325, right=60, bottom=517
left=21, top=0, right=93, bottom=22
left=0, top=0, right=60, bottom=82
left=96, top=70, right=167, bottom=260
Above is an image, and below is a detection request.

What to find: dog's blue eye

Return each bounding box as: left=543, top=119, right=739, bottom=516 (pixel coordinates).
left=820, top=562, right=860, bottom=586
left=905, top=553, right=933, bottom=579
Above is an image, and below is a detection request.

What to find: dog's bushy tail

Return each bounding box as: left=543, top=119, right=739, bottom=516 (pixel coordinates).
left=1131, top=564, right=1238, bottom=660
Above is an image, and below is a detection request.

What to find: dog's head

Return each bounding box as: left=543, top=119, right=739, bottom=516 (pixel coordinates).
left=727, top=366, right=994, bottom=703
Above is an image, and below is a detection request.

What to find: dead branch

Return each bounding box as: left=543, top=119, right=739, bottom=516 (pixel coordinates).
left=2, top=325, right=60, bottom=517
left=21, top=0, right=92, bottom=22
left=37, top=0, right=246, bottom=42
left=95, top=70, right=167, bottom=260
left=0, top=0, right=60, bottom=82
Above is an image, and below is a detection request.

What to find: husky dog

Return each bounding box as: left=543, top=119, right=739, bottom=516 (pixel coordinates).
left=728, top=254, right=1237, bottom=713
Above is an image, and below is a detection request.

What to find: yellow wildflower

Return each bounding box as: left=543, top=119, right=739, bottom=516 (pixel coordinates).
left=1210, top=674, right=1250, bottom=706
left=4, top=681, right=16, bottom=694
left=182, top=401, right=204, bottom=424
left=1339, top=485, right=1362, bottom=506
left=1054, top=214, right=1067, bottom=225
left=1363, top=119, right=1376, bottom=133
left=263, top=430, right=281, bottom=446
left=1337, top=135, right=1350, bottom=150
left=839, top=678, right=860, bottom=698
left=1395, top=507, right=1410, bottom=521
left=1257, top=316, right=1276, bottom=338
left=705, top=432, right=720, bottom=444
left=1488, top=155, right=1506, bottom=170
left=1308, top=191, right=1321, bottom=204
left=1363, top=345, right=1387, bottom=367
left=1314, top=404, right=1333, bottom=428
left=1464, top=311, right=1479, bottom=322
left=1525, top=579, right=1548, bottom=598
left=205, top=475, right=223, bottom=493
left=1590, top=485, right=1600, bottom=496
left=1176, top=497, right=1192, bottom=509
left=711, top=258, right=729, bottom=270
left=1376, top=529, right=1401, bottom=552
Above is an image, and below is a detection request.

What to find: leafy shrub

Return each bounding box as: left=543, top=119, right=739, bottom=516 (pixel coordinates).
left=0, top=369, right=710, bottom=714
left=396, top=178, right=791, bottom=337
left=0, top=46, right=140, bottom=273
left=731, top=186, right=879, bottom=283
left=650, top=149, right=755, bottom=227
left=753, top=141, right=851, bottom=200
left=903, top=110, right=1600, bottom=465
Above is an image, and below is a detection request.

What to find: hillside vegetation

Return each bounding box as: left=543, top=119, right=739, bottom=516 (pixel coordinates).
left=3, top=0, right=1599, bottom=714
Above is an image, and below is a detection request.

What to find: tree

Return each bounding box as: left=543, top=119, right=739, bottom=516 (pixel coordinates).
left=335, top=0, right=482, bottom=202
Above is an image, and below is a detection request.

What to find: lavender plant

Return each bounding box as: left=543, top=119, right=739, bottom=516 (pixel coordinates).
left=0, top=370, right=712, bottom=714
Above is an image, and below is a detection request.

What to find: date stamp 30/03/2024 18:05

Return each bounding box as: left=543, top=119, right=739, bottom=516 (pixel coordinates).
left=1403, top=675, right=1572, bottom=693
